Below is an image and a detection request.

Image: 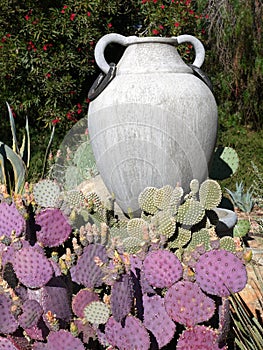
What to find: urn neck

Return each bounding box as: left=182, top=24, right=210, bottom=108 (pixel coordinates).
left=117, top=42, right=193, bottom=74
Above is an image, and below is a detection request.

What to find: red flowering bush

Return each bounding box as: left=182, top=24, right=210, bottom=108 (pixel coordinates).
left=0, top=0, right=207, bottom=131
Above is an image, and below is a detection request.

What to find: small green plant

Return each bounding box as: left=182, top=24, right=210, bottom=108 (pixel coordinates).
left=225, top=181, right=254, bottom=213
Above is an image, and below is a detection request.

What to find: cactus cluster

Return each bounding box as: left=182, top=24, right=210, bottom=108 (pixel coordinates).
left=0, top=177, right=248, bottom=349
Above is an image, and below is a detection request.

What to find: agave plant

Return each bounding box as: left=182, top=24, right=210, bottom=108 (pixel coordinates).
left=225, top=181, right=255, bottom=213
left=230, top=264, right=263, bottom=350
left=0, top=103, right=30, bottom=193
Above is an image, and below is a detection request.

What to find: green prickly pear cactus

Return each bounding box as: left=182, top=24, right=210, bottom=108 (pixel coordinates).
left=209, top=146, right=239, bottom=180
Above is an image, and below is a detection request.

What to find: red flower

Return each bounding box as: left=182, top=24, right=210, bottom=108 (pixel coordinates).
left=52, top=118, right=60, bottom=125
left=189, top=9, right=194, bottom=15
left=160, top=4, right=165, bottom=9
left=87, top=12, right=91, bottom=17
left=25, top=15, right=30, bottom=21
left=43, top=45, right=48, bottom=51
left=1, top=37, right=6, bottom=43
left=107, top=23, right=112, bottom=28
left=152, top=29, right=159, bottom=35
left=6, top=34, right=11, bottom=38
left=159, top=25, right=164, bottom=30
left=153, top=0, right=158, bottom=3
left=70, top=13, right=76, bottom=21
left=46, top=73, right=51, bottom=78
left=174, top=22, right=180, bottom=27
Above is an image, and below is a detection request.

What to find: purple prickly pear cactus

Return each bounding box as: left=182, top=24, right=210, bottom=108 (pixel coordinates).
left=164, top=280, right=215, bottom=327
left=143, top=294, right=176, bottom=348
left=111, top=273, right=134, bottom=322
left=35, top=208, right=72, bottom=247
left=18, top=299, right=43, bottom=329
left=105, top=315, right=150, bottom=350
left=218, top=297, right=231, bottom=345
left=72, top=289, right=99, bottom=318
left=32, top=342, right=47, bottom=350
left=73, top=319, right=96, bottom=344
left=28, top=277, right=72, bottom=327
left=195, top=249, right=247, bottom=297
left=70, top=244, right=108, bottom=288
left=24, top=319, right=49, bottom=341
left=46, top=330, right=85, bottom=350
left=12, top=246, right=53, bottom=288
left=0, top=202, right=25, bottom=237
left=0, top=337, right=18, bottom=350
left=177, top=325, right=227, bottom=350
left=142, top=249, right=183, bottom=288
left=0, top=293, right=18, bottom=334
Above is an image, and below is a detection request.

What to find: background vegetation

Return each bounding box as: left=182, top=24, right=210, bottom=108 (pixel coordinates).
left=0, top=0, right=262, bottom=190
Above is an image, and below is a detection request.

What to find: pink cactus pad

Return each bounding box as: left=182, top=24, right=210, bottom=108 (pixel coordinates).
left=0, top=337, right=19, bottom=350
left=72, top=289, right=99, bottom=318
left=164, top=280, right=215, bottom=327
left=13, top=246, right=53, bottom=288
left=177, top=325, right=227, bottom=350
left=143, top=294, right=176, bottom=348
left=35, top=208, right=72, bottom=247
left=195, top=249, right=247, bottom=297
left=0, top=293, right=18, bottom=334
left=142, top=249, right=183, bottom=288
left=0, top=202, right=25, bottom=237
left=47, top=330, right=85, bottom=350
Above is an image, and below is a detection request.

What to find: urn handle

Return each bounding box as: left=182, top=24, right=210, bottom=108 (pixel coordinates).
left=94, top=33, right=137, bottom=74
left=175, top=34, right=205, bottom=68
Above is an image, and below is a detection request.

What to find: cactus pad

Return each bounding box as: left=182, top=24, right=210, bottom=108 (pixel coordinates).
left=35, top=208, right=72, bottom=247
left=72, top=289, right=99, bottom=318
left=153, top=185, right=173, bottom=210
left=0, top=293, right=18, bottom=333
left=153, top=211, right=176, bottom=238
left=138, top=187, right=158, bottom=214
left=219, top=236, right=237, bottom=252
left=142, top=249, right=183, bottom=288
left=70, top=244, right=108, bottom=288
left=209, top=146, right=239, bottom=180
left=199, top=179, right=222, bottom=209
left=176, top=199, right=205, bottom=226
left=0, top=337, right=19, bottom=350
left=13, top=246, right=53, bottom=288
left=127, top=218, right=147, bottom=237
left=164, top=281, right=215, bottom=327
left=33, top=180, right=61, bottom=208
left=143, top=294, right=176, bottom=348
left=84, top=301, right=110, bottom=325
left=187, top=229, right=211, bottom=252
left=18, top=299, right=43, bottom=329
left=168, top=227, right=191, bottom=249
left=0, top=202, right=25, bottom=237
left=233, top=219, right=251, bottom=238
left=105, top=315, right=150, bottom=350
left=177, top=325, right=227, bottom=350
left=111, top=274, right=134, bottom=322
left=195, top=249, right=247, bottom=297
left=47, top=330, right=85, bottom=350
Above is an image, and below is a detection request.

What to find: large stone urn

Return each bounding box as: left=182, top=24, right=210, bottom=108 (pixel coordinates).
left=87, top=33, right=217, bottom=215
